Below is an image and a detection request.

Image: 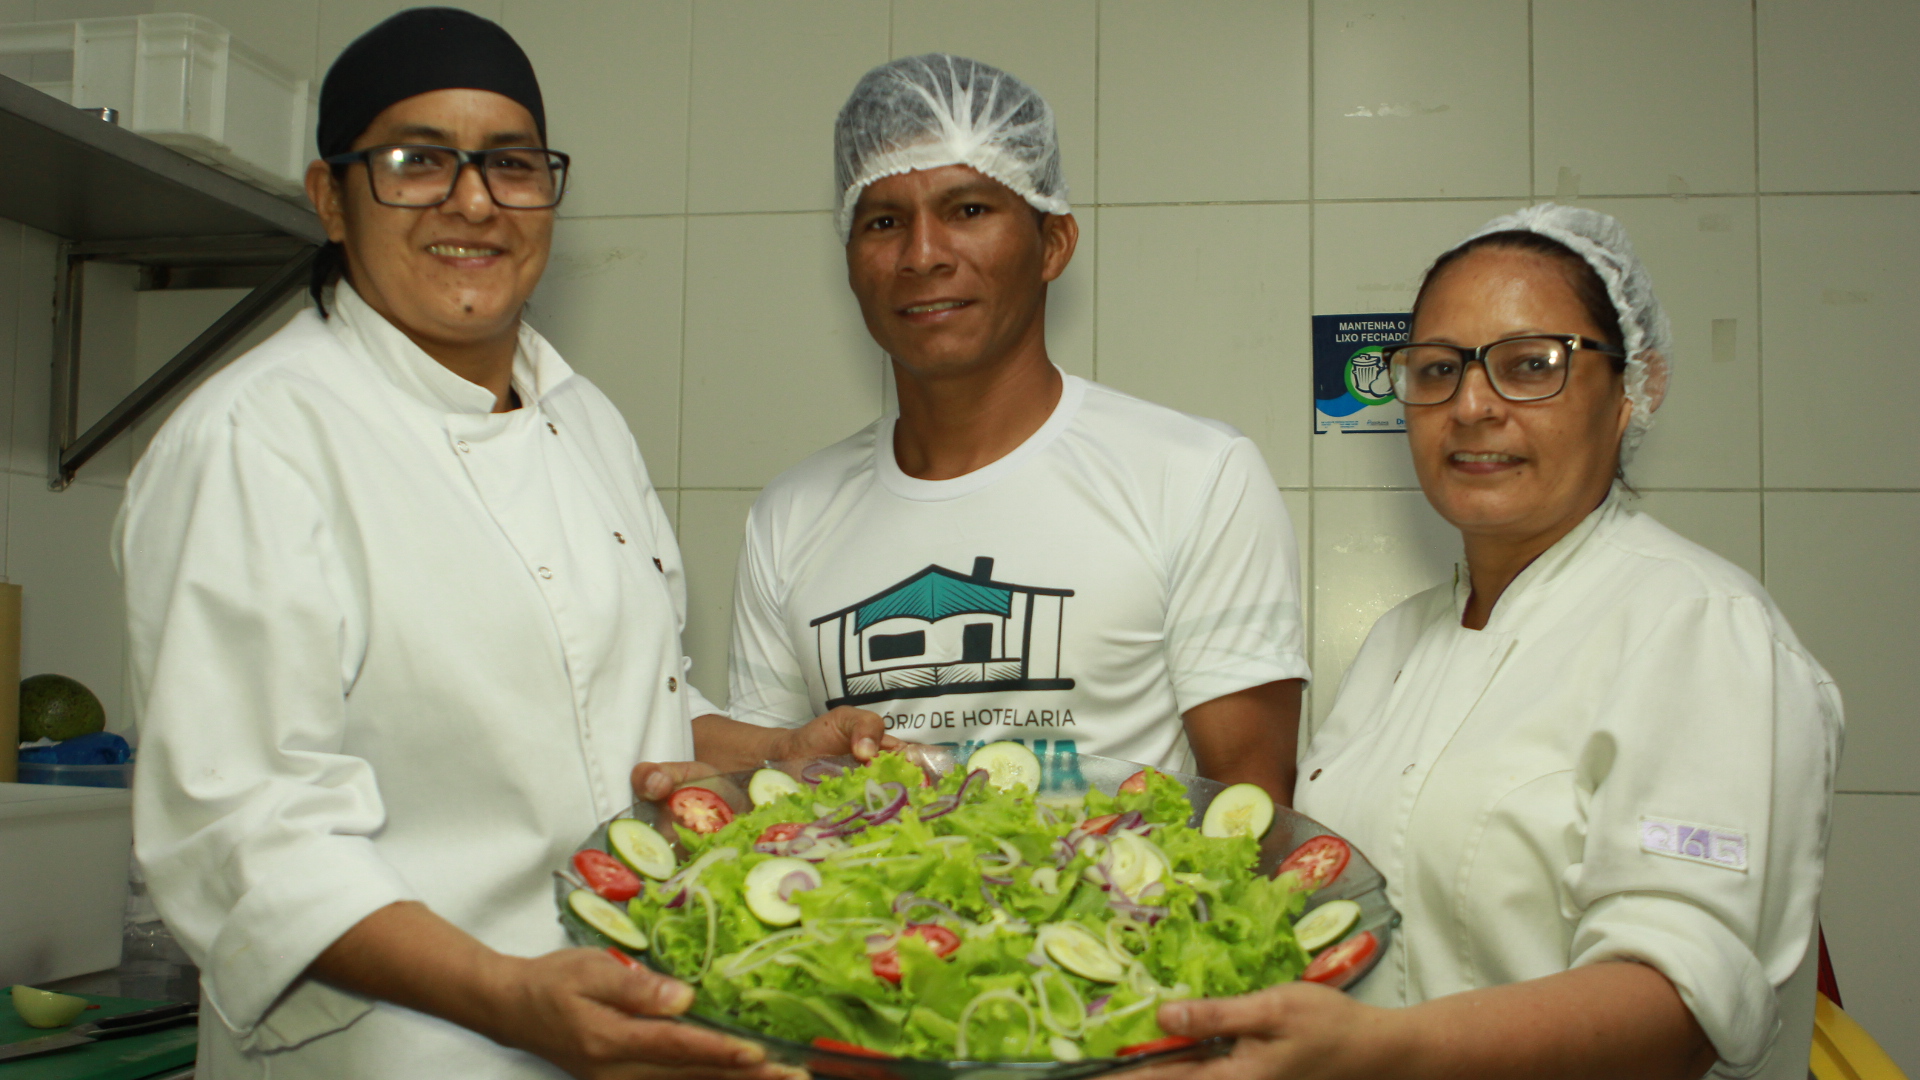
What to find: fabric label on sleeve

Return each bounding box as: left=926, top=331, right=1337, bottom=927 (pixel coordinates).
left=1639, top=817, right=1748, bottom=872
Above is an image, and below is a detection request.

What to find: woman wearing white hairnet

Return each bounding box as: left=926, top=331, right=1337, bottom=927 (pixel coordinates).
left=1135, top=206, right=1841, bottom=1080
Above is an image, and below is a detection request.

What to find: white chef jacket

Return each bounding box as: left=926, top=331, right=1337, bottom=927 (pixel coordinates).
left=117, top=282, right=717, bottom=1079
left=1297, top=491, right=1841, bottom=1080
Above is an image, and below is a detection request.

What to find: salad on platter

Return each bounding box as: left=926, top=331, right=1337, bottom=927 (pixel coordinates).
left=559, top=744, right=1387, bottom=1068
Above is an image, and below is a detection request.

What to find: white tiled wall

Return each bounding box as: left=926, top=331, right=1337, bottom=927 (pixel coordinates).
left=2, top=0, right=1914, bottom=1066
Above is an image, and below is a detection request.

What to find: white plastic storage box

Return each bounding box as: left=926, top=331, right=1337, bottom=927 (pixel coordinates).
left=0, top=782, right=132, bottom=986
left=0, top=13, right=310, bottom=195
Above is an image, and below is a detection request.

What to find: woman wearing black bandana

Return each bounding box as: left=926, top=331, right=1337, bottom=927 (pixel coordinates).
left=118, top=9, right=879, bottom=1078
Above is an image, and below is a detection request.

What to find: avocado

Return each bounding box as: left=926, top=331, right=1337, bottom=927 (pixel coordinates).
left=19, top=674, right=105, bottom=743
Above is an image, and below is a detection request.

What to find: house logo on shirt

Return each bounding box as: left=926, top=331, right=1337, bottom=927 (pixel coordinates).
left=809, top=557, right=1075, bottom=710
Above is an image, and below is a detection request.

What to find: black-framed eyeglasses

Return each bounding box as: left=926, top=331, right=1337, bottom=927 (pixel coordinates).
left=1382, top=334, right=1625, bottom=405
left=323, top=144, right=571, bottom=209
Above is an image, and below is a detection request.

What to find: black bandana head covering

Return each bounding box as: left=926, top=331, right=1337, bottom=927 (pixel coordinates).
left=311, top=8, right=546, bottom=310
left=318, top=7, right=545, bottom=159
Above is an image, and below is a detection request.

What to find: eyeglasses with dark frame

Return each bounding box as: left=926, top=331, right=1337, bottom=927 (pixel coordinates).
left=1382, top=334, right=1626, bottom=406
left=323, top=144, right=572, bottom=209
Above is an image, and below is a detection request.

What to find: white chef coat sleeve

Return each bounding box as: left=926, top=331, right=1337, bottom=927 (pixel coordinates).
left=726, top=498, right=812, bottom=728
left=1564, top=593, right=1842, bottom=1077
left=120, top=419, right=420, bottom=1051
left=1162, top=438, right=1312, bottom=714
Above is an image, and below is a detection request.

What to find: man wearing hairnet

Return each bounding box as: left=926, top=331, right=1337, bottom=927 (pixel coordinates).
left=723, top=56, right=1309, bottom=798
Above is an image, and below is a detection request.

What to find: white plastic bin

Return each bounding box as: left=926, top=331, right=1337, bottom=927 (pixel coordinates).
left=0, top=13, right=310, bottom=196
left=0, top=782, right=132, bottom=985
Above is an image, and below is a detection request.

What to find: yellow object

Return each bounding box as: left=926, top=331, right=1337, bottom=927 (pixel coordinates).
left=10, top=984, right=88, bottom=1028
left=1811, top=992, right=1910, bottom=1080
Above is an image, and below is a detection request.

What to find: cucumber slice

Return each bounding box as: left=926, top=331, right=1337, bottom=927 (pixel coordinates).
left=1037, top=922, right=1125, bottom=982
left=745, top=857, right=821, bottom=927
left=1049, top=1036, right=1084, bottom=1062
left=1294, top=899, right=1362, bottom=952
left=966, top=741, right=1041, bottom=792
left=1201, top=783, right=1274, bottom=840
left=11, top=985, right=87, bottom=1028
left=748, top=768, right=804, bottom=807
left=569, top=888, right=648, bottom=950
left=607, top=819, right=676, bottom=880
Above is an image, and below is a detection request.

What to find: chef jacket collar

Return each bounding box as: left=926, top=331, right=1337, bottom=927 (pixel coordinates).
left=326, top=280, right=572, bottom=415
left=1451, top=484, right=1631, bottom=630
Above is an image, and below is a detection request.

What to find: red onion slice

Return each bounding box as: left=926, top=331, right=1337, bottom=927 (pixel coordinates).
left=955, top=768, right=988, bottom=801
left=818, top=799, right=863, bottom=827
left=919, top=795, right=960, bottom=820
left=799, top=761, right=844, bottom=785
left=1107, top=897, right=1167, bottom=924
left=865, top=782, right=910, bottom=827
left=893, top=893, right=965, bottom=924
left=815, top=817, right=869, bottom=839
left=777, top=869, right=819, bottom=901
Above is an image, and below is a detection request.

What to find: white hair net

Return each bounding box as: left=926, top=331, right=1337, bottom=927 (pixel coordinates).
left=833, top=54, right=1070, bottom=242
left=1449, top=203, right=1673, bottom=465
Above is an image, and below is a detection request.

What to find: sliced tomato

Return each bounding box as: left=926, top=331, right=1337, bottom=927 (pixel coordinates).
left=758, top=822, right=806, bottom=845
left=573, top=849, right=642, bottom=901
left=811, top=1037, right=895, bottom=1059
left=869, top=923, right=963, bottom=984
left=907, top=923, right=962, bottom=957
left=1080, top=813, right=1121, bottom=835
left=1117, top=1036, right=1199, bottom=1057
left=1119, top=770, right=1150, bottom=795
left=668, top=787, right=735, bottom=834
left=1278, top=835, right=1351, bottom=891
left=1302, top=930, right=1378, bottom=989
left=605, top=946, right=643, bottom=970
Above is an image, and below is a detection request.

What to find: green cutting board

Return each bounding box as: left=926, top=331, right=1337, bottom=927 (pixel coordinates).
left=0, top=994, right=196, bottom=1080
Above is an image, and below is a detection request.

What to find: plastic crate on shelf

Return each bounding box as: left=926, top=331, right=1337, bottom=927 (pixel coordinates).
left=0, top=13, right=309, bottom=196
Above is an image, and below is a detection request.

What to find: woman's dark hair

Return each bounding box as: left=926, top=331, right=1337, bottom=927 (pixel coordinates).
left=1411, top=230, right=1626, bottom=374
left=310, top=245, right=344, bottom=313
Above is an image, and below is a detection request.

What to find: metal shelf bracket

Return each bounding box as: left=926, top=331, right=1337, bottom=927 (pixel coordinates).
left=48, top=236, right=317, bottom=490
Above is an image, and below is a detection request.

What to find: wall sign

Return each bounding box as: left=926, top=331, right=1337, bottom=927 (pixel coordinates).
left=1313, top=312, right=1410, bottom=434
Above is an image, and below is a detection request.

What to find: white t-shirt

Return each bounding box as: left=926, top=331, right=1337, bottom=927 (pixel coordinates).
left=729, top=372, right=1309, bottom=775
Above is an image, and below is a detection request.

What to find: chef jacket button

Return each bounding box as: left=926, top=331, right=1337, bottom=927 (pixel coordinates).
left=667, top=677, right=678, bottom=692
left=1309, top=768, right=1323, bottom=781
left=455, top=440, right=471, bottom=453
left=547, top=422, right=558, bottom=435
left=614, top=532, right=626, bottom=544
left=538, top=566, right=553, bottom=579
left=1402, top=763, right=1416, bottom=775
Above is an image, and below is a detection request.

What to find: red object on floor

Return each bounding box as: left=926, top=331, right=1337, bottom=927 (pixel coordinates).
left=1817, top=925, right=1841, bottom=1008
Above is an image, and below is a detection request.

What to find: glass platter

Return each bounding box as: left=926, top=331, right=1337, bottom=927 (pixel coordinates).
left=557, top=748, right=1399, bottom=1080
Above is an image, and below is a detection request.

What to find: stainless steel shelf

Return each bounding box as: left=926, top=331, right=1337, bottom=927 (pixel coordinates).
left=1, top=74, right=325, bottom=488
left=0, top=73, right=324, bottom=245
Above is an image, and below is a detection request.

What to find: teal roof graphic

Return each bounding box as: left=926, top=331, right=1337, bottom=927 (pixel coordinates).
left=809, top=558, right=1075, bottom=710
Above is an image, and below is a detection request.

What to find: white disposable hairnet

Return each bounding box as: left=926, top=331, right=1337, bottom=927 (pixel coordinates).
left=1449, top=203, right=1673, bottom=464
left=834, top=54, right=1070, bottom=242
